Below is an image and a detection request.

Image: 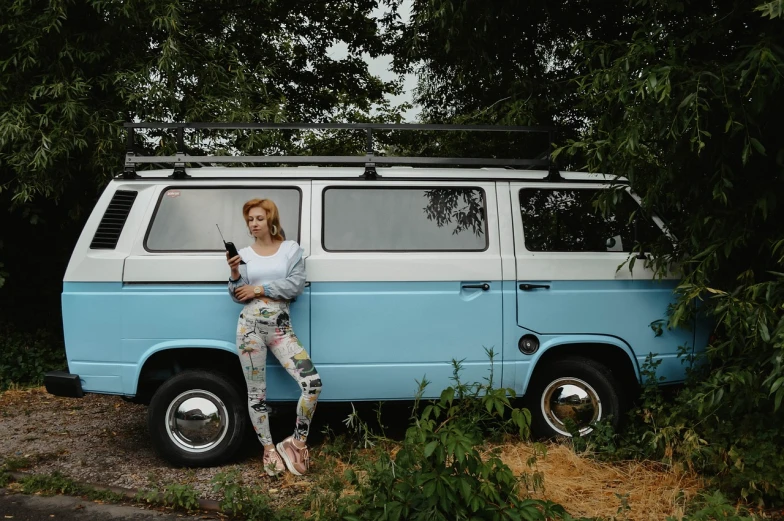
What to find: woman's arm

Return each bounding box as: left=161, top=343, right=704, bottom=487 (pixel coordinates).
left=262, top=247, right=307, bottom=300
left=228, top=275, right=249, bottom=304
left=227, top=253, right=249, bottom=303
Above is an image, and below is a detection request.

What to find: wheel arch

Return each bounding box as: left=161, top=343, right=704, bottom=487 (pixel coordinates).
left=132, top=341, right=242, bottom=404
left=522, top=336, right=641, bottom=398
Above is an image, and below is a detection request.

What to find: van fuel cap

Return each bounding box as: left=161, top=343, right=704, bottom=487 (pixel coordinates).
left=518, top=334, right=540, bottom=355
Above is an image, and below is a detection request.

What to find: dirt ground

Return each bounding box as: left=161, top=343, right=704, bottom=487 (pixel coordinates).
left=0, top=387, right=703, bottom=520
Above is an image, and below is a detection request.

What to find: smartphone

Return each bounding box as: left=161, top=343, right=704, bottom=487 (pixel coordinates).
left=216, top=224, right=245, bottom=264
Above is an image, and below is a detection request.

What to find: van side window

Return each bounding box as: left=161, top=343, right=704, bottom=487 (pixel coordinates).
left=146, top=188, right=301, bottom=252
left=519, top=188, right=661, bottom=252
left=323, top=187, right=487, bottom=252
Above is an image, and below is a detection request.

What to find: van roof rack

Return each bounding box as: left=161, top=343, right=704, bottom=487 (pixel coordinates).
left=122, top=122, right=559, bottom=180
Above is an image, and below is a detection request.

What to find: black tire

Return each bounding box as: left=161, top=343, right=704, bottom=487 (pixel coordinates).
left=527, top=356, right=622, bottom=439
left=148, top=369, right=246, bottom=467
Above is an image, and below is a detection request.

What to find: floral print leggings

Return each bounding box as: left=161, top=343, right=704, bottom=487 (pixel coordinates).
left=236, top=299, right=322, bottom=446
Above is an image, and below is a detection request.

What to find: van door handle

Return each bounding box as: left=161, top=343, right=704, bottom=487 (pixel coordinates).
left=519, top=283, right=550, bottom=291
left=462, top=283, right=490, bottom=291
left=304, top=281, right=311, bottom=287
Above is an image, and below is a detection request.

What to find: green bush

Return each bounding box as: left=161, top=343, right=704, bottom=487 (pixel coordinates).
left=137, top=482, right=201, bottom=512
left=576, top=351, right=784, bottom=506
left=0, top=323, right=66, bottom=390
left=336, top=356, right=581, bottom=521
left=672, top=490, right=762, bottom=521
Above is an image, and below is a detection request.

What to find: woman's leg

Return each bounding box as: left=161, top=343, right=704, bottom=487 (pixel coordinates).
left=236, top=304, right=274, bottom=447
left=266, top=305, right=322, bottom=443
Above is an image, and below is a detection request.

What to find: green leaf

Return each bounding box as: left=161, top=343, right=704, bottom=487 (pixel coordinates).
left=446, top=438, right=457, bottom=457
left=754, top=0, right=784, bottom=19
left=760, top=322, right=771, bottom=342
left=678, top=92, right=697, bottom=110
left=460, top=478, right=472, bottom=502
left=493, top=398, right=503, bottom=417
left=422, top=478, right=437, bottom=497
left=485, top=396, right=494, bottom=414
left=455, top=442, right=466, bottom=463
left=387, top=501, right=403, bottom=521
left=424, top=440, right=439, bottom=458
left=750, top=137, right=766, bottom=155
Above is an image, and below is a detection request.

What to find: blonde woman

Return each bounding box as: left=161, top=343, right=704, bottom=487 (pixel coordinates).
left=226, top=198, right=321, bottom=476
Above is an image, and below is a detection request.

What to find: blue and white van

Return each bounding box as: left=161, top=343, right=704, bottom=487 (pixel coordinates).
left=46, top=123, right=707, bottom=466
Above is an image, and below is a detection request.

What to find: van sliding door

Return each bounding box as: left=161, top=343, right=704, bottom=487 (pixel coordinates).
left=308, top=181, right=503, bottom=401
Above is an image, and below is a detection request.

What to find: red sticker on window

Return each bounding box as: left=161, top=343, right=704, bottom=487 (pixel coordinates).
left=166, top=190, right=181, bottom=198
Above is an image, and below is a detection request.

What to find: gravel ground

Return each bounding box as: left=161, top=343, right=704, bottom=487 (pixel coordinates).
left=0, top=387, right=708, bottom=520
left=0, top=387, right=345, bottom=502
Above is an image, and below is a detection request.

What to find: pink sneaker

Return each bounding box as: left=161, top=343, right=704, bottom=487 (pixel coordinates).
left=276, top=436, right=309, bottom=476
left=262, top=447, right=286, bottom=477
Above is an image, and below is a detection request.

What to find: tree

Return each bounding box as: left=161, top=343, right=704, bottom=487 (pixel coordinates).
left=396, top=0, right=784, bottom=504
left=0, top=0, right=402, bottom=323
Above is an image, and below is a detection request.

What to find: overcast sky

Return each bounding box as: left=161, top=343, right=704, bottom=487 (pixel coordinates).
left=328, top=0, right=419, bottom=121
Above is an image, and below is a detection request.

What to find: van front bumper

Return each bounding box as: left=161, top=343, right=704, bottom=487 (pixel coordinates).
left=44, top=371, right=84, bottom=398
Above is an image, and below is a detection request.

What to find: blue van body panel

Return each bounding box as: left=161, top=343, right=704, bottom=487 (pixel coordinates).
left=65, top=364, right=126, bottom=394
left=62, top=278, right=693, bottom=400
left=62, top=282, right=311, bottom=399
left=62, top=282, right=124, bottom=364
left=504, top=279, right=694, bottom=396
left=516, top=279, right=692, bottom=374
left=61, top=282, right=131, bottom=394
left=315, top=362, right=498, bottom=401
left=117, top=284, right=311, bottom=353
left=309, top=280, right=504, bottom=400
left=516, top=279, right=688, bottom=343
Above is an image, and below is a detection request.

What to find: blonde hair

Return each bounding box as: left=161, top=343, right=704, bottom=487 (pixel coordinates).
left=242, top=198, right=285, bottom=241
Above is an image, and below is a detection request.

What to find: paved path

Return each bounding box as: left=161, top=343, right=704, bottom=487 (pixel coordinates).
left=0, top=489, right=221, bottom=520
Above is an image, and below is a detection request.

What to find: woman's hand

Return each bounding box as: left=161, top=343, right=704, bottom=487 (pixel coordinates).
left=234, top=285, right=262, bottom=302
left=226, top=252, right=242, bottom=280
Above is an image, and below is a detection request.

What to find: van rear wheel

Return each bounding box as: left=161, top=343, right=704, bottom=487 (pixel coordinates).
left=528, top=356, right=621, bottom=438
left=148, top=370, right=246, bottom=467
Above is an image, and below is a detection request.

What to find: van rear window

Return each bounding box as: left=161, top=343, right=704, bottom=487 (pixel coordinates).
left=323, top=187, right=487, bottom=252
left=518, top=188, right=661, bottom=252
left=146, top=187, right=301, bottom=252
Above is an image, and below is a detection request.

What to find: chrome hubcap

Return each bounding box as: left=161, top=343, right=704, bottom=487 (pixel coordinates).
left=165, top=390, right=229, bottom=453
left=541, top=377, right=601, bottom=436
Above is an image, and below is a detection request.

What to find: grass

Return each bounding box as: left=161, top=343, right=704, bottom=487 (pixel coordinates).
left=497, top=441, right=702, bottom=520
left=300, top=435, right=703, bottom=521
left=14, top=472, right=127, bottom=503
left=0, top=386, right=715, bottom=520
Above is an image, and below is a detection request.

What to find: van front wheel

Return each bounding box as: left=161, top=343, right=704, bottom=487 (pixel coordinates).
left=148, top=370, right=246, bottom=467
left=528, top=357, right=621, bottom=438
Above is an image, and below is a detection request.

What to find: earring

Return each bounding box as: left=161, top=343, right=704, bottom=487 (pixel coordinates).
left=271, top=224, right=278, bottom=236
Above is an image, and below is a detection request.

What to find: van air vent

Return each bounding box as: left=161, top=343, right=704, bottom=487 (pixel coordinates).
left=89, top=190, right=138, bottom=249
